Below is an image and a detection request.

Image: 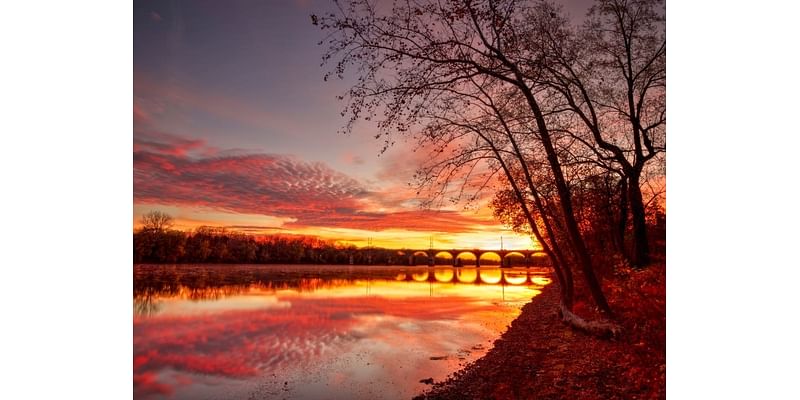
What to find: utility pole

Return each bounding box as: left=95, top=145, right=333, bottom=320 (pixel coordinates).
left=428, top=236, right=434, bottom=266
left=367, top=237, right=373, bottom=265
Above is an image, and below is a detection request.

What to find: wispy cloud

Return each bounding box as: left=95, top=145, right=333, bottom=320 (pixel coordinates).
left=133, top=132, right=493, bottom=233
left=134, top=130, right=213, bottom=157
left=134, top=72, right=293, bottom=134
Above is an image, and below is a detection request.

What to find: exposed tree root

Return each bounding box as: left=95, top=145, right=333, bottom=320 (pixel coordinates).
left=559, top=302, right=624, bottom=339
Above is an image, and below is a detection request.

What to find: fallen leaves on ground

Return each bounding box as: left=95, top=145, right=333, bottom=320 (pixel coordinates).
left=416, top=260, right=666, bottom=400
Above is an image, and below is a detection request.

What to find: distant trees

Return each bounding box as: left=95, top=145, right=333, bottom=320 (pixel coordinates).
left=140, top=210, right=174, bottom=232
left=133, top=213, right=403, bottom=265
left=314, top=0, right=664, bottom=335
left=135, top=211, right=180, bottom=262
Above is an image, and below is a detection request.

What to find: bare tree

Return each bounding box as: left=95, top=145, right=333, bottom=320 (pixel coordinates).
left=140, top=210, right=174, bottom=233
left=535, top=0, right=666, bottom=266
left=314, top=0, right=625, bottom=335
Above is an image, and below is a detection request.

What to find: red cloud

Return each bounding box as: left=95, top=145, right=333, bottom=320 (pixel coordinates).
left=134, top=371, right=173, bottom=397
left=134, top=133, right=494, bottom=233
left=134, top=130, right=211, bottom=157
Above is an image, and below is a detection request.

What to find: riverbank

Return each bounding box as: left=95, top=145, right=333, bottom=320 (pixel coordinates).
left=416, top=260, right=666, bottom=400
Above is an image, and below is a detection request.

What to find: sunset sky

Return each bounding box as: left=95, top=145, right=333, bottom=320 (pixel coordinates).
left=133, top=0, right=593, bottom=249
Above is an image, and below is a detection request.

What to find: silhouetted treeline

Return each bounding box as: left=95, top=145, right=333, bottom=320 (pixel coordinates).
left=134, top=225, right=412, bottom=264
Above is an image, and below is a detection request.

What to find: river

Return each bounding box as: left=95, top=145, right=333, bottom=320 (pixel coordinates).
left=133, top=264, right=552, bottom=399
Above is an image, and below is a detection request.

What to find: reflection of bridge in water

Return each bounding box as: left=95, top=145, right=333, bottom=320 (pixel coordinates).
left=394, top=267, right=551, bottom=286
left=395, top=249, right=548, bottom=267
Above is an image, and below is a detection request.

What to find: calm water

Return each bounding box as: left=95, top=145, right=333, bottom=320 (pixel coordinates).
left=133, top=264, right=552, bottom=399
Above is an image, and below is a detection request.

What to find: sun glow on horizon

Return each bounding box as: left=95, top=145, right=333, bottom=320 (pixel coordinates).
left=134, top=205, right=541, bottom=251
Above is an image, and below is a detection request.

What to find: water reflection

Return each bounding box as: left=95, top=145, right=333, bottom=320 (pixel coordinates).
left=411, top=270, right=429, bottom=282
left=134, top=265, right=551, bottom=400
left=373, top=268, right=550, bottom=287
left=456, top=268, right=477, bottom=283
left=433, top=268, right=453, bottom=282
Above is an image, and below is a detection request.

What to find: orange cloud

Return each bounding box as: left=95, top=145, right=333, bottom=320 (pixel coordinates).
left=133, top=131, right=518, bottom=239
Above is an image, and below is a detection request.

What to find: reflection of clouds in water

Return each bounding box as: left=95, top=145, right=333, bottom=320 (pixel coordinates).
left=133, top=267, right=552, bottom=399
left=134, top=302, right=361, bottom=397
left=134, top=294, right=512, bottom=398
left=397, top=321, right=422, bottom=333
left=288, top=315, right=495, bottom=400
left=151, top=294, right=291, bottom=316
left=134, top=292, right=291, bottom=318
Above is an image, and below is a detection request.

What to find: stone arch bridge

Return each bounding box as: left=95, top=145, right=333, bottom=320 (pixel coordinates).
left=395, top=249, right=548, bottom=267
left=395, top=267, right=552, bottom=286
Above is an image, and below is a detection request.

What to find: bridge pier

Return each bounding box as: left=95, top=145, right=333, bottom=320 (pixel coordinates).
left=398, top=249, right=546, bottom=268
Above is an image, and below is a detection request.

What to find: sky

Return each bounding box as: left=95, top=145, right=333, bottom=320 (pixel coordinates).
left=133, top=0, right=594, bottom=250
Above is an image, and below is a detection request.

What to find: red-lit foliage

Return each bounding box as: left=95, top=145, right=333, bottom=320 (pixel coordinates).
left=418, top=255, right=666, bottom=399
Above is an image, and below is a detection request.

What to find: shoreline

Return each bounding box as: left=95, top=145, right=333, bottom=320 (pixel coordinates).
left=415, top=262, right=666, bottom=400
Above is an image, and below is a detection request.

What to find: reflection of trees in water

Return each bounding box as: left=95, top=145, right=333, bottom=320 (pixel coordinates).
left=134, top=290, right=160, bottom=317
left=133, top=265, right=552, bottom=309
left=135, top=265, right=398, bottom=296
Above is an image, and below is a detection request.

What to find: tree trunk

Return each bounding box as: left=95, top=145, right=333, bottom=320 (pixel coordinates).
left=559, top=301, right=623, bottom=339
left=615, top=177, right=629, bottom=257
left=476, top=131, right=576, bottom=312
left=537, top=137, right=612, bottom=317
left=628, top=172, right=650, bottom=267
left=516, top=79, right=614, bottom=317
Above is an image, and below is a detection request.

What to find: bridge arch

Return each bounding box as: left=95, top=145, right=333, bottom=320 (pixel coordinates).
left=454, top=251, right=477, bottom=266
left=433, top=251, right=454, bottom=266
left=478, top=252, right=502, bottom=266
left=503, top=251, right=527, bottom=267
left=392, top=251, right=407, bottom=265
left=409, top=251, right=431, bottom=266
left=528, top=252, right=550, bottom=267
